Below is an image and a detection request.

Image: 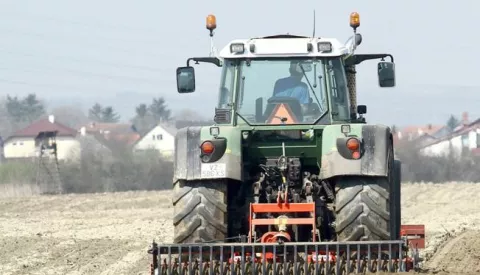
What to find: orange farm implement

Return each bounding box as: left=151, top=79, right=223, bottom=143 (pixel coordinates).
left=149, top=201, right=425, bottom=275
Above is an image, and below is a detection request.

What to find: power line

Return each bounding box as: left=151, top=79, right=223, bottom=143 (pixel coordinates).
left=0, top=48, right=165, bottom=72
left=0, top=66, right=164, bottom=84
left=0, top=28, right=170, bottom=58
left=0, top=78, right=158, bottom=94
left=0, top=11, right=162, bottom=34
left=0, top=26, right=164, bottom=47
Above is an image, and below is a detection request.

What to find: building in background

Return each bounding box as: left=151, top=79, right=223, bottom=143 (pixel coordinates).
left=421, top=118, right=480, bottom=158
left=133, top=123, right=177, bottom=160
left=2, top=115, right=79, bottom=161
left=77, top=122, right=141, bottom=150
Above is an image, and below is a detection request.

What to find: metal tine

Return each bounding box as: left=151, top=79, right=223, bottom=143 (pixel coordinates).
left=323, top=244, right=327, bottom=275
left=356, top=244, right=360, bottom=273
left=304, top=244, right=308, bottom=275
left=168, top=246, right=172, bottom=275
left=377, top=243, right=381, bottom=272
left=220, top=246, right=224, bottom=275
left=241, top=245, right=246, bottom=275
left=346, top=243, right=350, bottom=274
left=251, top=244, right=256, bottom=275
left=199, top=246, right=203, bottom=275
left=335, top=244, right=340, bottom=275
left=188, top=246, right=192, bottom=275
left=262, top=245, right=266, bottom=275
left=230, top=245, right=234, bottom=275
left=367, top=244, right=372, bottom=273
left=293, top=245, right=298, bottom=275
left=399, top=242, right=404, bottom=272
left=315, top=244, right=319, bottom=275
left=273, top=245, right=277, bottom=275
left=210, top=246, right=214, bottom=275
left=388, top=243, right=392, bottom=272
left=178, top=246, right=181, bottom=275
left=283, top=244, right=287, bottom=275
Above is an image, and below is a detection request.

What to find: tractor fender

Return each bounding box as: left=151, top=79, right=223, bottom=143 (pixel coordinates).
left=320, top=124, right=393, bottom=179
left=173, top=126, right=242, bottom=182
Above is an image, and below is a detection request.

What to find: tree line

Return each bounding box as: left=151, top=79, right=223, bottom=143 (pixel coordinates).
left=0, top=93, right=179, bottom=137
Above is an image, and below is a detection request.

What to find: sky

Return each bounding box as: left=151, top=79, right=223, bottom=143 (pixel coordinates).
left=0, top=0, right=478, bottom=127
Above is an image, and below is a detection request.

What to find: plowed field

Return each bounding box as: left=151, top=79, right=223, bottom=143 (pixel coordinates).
left=0, top=182, right=479, bottom=274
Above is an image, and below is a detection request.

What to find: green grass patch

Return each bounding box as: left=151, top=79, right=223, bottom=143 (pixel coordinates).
left=0, top=161, right=37, bottom=184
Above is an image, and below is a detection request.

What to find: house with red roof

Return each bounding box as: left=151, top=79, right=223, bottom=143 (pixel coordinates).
left=77, top=121, right=141, bottom=150
left=3, top=115, right=80, bottom=160
left=420, top=117, right=480, bottom=158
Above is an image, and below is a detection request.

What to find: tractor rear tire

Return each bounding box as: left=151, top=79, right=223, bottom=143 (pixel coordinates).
left=334, top=176, right=391, bottom=241
left=172, top=180, right=228, bottom=243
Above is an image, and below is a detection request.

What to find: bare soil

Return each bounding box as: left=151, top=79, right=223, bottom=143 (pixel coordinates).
left=0, top=182, right=479, bottom=274
left=0, top=191, right=174, bottom=275
left=401, top=182, right=480, bottom=275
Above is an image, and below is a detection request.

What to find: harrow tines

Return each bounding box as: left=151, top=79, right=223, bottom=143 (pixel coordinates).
left=153, top=240, right=413, bottom=275
left=157, top=260, right=402, bottom=275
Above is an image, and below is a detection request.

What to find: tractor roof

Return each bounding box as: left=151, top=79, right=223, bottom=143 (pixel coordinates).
left=219, top=34, right=351, bottom=59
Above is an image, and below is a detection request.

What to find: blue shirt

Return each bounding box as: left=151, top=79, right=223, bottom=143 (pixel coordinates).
left=273, top=77, right=309, bottom=104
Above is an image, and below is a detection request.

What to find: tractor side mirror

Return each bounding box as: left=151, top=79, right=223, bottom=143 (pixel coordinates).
left=176, top=66, right=196, bottom=93
left=377, top=61, right=396, bottom=88
left=357, top=105, right=367, bottom=115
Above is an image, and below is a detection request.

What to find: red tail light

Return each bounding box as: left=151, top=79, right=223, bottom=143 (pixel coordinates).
left=346, top=138, right=360, bottom=151
left=200, top=141, right=215, bottom=154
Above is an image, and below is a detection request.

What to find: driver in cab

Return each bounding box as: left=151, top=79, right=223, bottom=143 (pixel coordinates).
left=272, top=61, right=311, bottom=104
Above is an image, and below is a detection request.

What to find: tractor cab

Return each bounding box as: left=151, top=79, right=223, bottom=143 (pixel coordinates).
left=176, top=13, right=396, bottom=127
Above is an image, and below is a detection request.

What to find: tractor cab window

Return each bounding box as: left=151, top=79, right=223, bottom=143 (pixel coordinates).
left=218, top=60, right=236, bottom=109
left=327, top=58, right=350, bottom=121
left=235, top=59, right=328, bottom=125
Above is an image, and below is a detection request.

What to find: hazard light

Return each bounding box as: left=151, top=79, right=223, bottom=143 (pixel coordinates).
left=350, top=12, right=360, bottom=29
left=206, top=14, right=217, bottom=31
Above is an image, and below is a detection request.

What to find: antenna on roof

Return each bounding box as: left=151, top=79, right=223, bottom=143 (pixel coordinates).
left=312, top=10, right=316, bottom=37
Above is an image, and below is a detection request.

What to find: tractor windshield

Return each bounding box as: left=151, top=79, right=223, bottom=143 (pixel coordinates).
left=218, top=58, right=350, bottom=125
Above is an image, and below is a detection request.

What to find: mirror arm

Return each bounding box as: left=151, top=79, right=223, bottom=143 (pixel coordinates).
left=187, top=57, right=222, bottom=67
left=345, top=54, right=394, bottom=66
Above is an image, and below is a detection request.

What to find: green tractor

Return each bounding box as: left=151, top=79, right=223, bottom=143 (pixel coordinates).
left=150, top=12, right=425, bottom=275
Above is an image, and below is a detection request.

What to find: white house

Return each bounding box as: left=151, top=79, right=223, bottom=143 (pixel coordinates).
left=420, top=119, right=480, bottom=158
left=133, top=124, right=177, bottom=159
left=3, top=115, right=81, bottom=161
